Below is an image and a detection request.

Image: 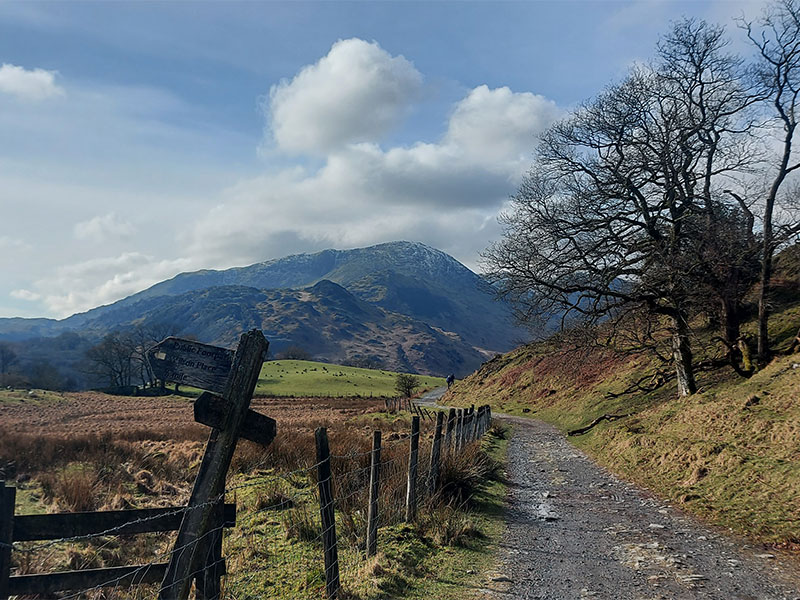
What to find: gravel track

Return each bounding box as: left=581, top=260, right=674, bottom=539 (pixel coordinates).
left=478, top=417, right=800, bottom=600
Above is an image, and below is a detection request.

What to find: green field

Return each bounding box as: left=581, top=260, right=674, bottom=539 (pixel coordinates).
left=254, top=360, right=445, bottom=397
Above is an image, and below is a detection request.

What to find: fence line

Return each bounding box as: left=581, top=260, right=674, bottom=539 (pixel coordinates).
left=0, top=402, right=494, bottom=600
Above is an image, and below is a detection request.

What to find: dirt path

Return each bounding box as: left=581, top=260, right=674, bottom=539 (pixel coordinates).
left=479, top=417, right=800, bottom=600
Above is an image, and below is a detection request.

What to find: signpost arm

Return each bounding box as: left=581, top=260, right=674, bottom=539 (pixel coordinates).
left=159, top=330, right=267, bottom=600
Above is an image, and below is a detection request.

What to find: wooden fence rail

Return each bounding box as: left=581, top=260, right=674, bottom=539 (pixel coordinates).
left=2, top=398, right=495, bottom=600
left=0, top=491, right=235, bottom=599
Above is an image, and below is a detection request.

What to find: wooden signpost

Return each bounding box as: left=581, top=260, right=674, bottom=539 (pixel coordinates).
left=152, top=330, right=271, bottom=600
left=148, top=337, right=235, bottom=394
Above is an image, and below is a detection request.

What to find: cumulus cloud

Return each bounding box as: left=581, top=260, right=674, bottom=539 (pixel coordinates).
left=74, top=212, right=136, bottom=242
left=0, top=63, right=64, bottom=100
left=268, top=38, right=422, bottom=153
left=189, top=80, right=560, bottom=268
left=444, top=85, right=560, bottom=166
left=10, top=289, right=40, bottom=301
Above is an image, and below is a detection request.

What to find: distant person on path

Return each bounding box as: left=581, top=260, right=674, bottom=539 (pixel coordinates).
left=446, top=373, right=455, bottom=388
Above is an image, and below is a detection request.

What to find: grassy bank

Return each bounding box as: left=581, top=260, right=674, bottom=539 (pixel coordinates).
left=255, top=360, right=445, bottom=397
left=223, top=421, right=510, bottom=600
left=446, top=304, right=800, bottom=549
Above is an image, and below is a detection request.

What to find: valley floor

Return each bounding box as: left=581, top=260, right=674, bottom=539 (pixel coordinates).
left=479, top=417, right=800, bottom=600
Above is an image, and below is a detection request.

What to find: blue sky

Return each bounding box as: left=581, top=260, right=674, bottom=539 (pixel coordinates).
left=0, top=0, right=766, bottom=318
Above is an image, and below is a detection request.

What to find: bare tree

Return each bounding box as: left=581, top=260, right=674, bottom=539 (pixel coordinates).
left=84, top=332, right=137, bottom=389
left=130, top=323, right=182, bottom=388
left=745, top=0, right=800, bottom=362
left=484, top=20, right=756, bottom=397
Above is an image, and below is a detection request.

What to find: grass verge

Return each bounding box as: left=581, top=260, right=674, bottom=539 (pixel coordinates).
left=446, top=302, right=800, bottom=550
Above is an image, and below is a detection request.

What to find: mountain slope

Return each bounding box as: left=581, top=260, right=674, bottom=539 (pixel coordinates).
left=71, top=281, right=487, bottom=375
left=0, top=242, right=524, bottom=379
left=86, top=241, right=522, bottom=352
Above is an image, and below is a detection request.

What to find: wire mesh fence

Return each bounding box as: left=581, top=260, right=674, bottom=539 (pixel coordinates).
left=0, top=404, right=494, bottom=600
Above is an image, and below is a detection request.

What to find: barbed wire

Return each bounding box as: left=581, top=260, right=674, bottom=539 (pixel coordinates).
left=2, top=409, right=494, bottom=599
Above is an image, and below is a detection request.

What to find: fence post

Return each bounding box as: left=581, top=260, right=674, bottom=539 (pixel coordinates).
left=0, top=482, right=15, bottom=600
left=472, top=407, right=481, bottom=440
left=444, top=408, right=456, bottom=454
left=159, top=330, right=268, bottom=600
left=454, top=409, right=463, bottom=452
left=366, top=430, right=381, bottom=557
left=428, top=412, right=444, bottom=496
left=315, top=428, right=340, bottom=599
left=195, top=500, right=224, bottom=600
left=405, top=416, right=420, bottom=523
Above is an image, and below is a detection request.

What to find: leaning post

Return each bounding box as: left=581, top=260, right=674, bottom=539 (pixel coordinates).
left=455, top=409, right=463, bottom=452
left=444, top=408, right=456, bottom=454
left=158, top=330, right=268, bottom=600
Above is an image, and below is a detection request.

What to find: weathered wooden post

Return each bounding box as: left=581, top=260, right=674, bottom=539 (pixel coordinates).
left=366, top=430, right=381, bottom=557
left=428, top=412, right=444, bottom=496
left=405, top=416, right=420, bottom=523
left=195, top=500, right=224, bottom=600
left=157, top=330, right=269, bottom=600
left=444, top=408, right=456, bottom=454
left=472, top=406, right=480, bottom=440
left=454, top=409, right=463, bottom=452
left=315, top=428, right=340, bottom=599
left=0, top=483, right=15, bottom=600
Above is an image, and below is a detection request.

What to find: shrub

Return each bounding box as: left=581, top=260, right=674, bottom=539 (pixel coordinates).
left=395, top=373, right=419, bottom=398
left=487, top=420, right=509, bottom=440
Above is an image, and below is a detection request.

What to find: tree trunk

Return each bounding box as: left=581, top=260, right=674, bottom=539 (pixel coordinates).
left=757, top=252, right=772, bottom=363
left=720, top=297, right=741, bottom=349
left=671, top=315, right=697, bottom=397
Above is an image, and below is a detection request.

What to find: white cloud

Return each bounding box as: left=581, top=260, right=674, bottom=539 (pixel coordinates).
left=74, top=212, right=136, bottom=242
left=268, top=38, right=422, bottom=154
left=0, top=63, right=64, bottom=101
left=36, top=253, right=194, bottom=317
left=10, top=289, right=40, bottom=301
left=189, top=82, right=560, bottom=268
left=445, top=85, right=559, bottom=166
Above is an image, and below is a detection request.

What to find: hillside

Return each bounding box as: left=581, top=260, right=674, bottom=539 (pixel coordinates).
left=446, top=298, right=800, bottom=548
left=0, top=242, right=525, bottom=385
left=20, top=241, right=522, bottom=352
